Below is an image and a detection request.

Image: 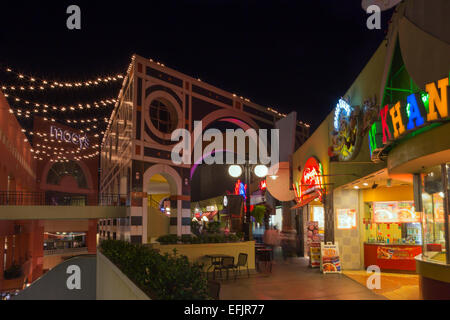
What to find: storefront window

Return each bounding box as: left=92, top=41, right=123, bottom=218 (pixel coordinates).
left=421, top=164, right=449, bottom=263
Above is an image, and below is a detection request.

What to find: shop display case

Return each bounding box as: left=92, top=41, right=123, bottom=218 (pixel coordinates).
left=363, top=201, right=422, bottom=271
left=415, top=163, right=450, bottom=299
left=420, top=165, right=449, bottom=264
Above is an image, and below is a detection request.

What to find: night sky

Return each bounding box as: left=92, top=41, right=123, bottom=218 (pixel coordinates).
left=0, top=0, right=394, bottom=130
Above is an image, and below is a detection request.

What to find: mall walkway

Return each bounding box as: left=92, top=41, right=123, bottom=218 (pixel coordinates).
left=220, top=257, right=386, bottom=300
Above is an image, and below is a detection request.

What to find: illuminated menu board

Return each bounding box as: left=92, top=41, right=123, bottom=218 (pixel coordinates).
left=373, top=201, right=419, bottom=223
left=336, top=208, right=357, bottom=229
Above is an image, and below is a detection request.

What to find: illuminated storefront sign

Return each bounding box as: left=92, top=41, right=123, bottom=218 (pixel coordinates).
left=336, top=208, right=357, bottom=230
left=369, top=77, right=449, bottom=158
left=331, top=98, right=362, bottom=161
left=373, top=201, right=419, bottom=223
left=50, top=125, right=89, bottom=149
left=293, top=157, right=324, bottom=203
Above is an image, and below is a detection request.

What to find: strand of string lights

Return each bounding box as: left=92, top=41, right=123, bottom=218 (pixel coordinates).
left=0, top=66, right=124, bottom=90
left=3, top=92, right=117, bottom=111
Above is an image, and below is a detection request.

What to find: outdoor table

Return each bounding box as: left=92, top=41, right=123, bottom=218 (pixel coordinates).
left=204, top=254, right=234, bottom=279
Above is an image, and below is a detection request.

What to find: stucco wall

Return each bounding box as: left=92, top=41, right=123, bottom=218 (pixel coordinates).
left=333, top=188, right=362, bottom=270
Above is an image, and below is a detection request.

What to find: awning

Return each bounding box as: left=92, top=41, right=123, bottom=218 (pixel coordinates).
left=291, top=191, right=321, bottom=210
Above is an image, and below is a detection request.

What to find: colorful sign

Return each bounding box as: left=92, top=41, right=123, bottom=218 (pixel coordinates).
left=336, top=208, right=357, bottom=229
left=369, top=77, right=449, bottom=160
left=331, top=99, right=362, bottom=161
left=293, top=157, right=324, bottom=203
left=307, top=221, right=321, bottom=268
left=373, top=201, right=419, bottom=223
left=377, top=246, right=422, bottom=260
left=321, top=242, right=341, bottom=273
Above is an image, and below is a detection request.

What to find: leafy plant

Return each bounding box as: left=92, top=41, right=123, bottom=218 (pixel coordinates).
left=156, top=234, right=179, bottom=245
left=206, top=221, right=221, bottom=234
left=251, top=205, right=266, bottom=224
left=100, top=240, right=210, bottom=300
left=180, top=234, right=192, bottom=244
left=190, top=220, right=201, bottom=237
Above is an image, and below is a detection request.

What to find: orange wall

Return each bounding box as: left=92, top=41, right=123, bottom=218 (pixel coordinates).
left=362, top=185, right=414, bottom=202
left=0, top=91, right=37, bottom=192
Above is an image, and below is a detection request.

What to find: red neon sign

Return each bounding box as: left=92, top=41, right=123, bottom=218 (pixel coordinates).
left=293, top=157, right=323, bottom=202
left=259, top=180, right=267, bottom=191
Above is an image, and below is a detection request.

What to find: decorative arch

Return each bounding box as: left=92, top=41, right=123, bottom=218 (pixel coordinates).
left=143, top=163, right=182, bottom=195
left=40, top=160, right=94, bottom=193
left=142, top=163, right=183, bottom=240
left=190, top=109, right=268, bottom=177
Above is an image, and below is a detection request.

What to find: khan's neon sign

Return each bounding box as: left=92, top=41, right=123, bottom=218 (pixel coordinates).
left=369, top=77, right=449, bottom=158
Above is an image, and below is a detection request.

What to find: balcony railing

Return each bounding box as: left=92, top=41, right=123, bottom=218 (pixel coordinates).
left=0, top=192, right=128, bottom=207
left=43, top=247, right=89, bottom=256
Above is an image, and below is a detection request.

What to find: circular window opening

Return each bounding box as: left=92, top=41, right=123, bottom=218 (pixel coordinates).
left=149, top=98, right=178, bottom=134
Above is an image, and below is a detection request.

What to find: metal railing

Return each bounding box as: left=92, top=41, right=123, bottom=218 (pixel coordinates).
left=0, top=192, right=128, bottom=207
left=43, top=247, right=89, bottom=256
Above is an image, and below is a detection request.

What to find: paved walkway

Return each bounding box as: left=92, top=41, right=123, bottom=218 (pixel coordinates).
left=220, top=258, right=386, bottom=300
left=343, top=270, right=420, bottom=300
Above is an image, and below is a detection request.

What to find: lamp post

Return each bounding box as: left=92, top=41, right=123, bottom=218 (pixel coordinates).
left=228, top=163, right=269, bottom=241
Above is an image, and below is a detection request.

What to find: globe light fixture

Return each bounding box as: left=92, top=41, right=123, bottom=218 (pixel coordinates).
left=254, top=164, right=268, bottom=178
left=228, top=165, right=243, bottom=178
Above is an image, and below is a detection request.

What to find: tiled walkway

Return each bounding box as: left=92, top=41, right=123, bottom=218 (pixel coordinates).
left=343, top=270, right=420, bottom=300
left=220, top=258, right=386, bottom=300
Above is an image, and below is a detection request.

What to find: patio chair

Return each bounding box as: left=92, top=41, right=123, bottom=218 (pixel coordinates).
left=214, top=256, right=235, bottom=280
left=207, top=280, right=221, bottom=300
left=233, top=253, right=249, bottom=279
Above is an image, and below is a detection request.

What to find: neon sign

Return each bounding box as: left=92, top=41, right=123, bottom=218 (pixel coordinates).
left=293, top=157, right=324, bottom=202
left=234, top=179, right=247, bottom=200
left=259, top=180, right=267, bottom=191
left=369, top=77, right=448, bottom=159
left=334, top=99, right=353, bottom=131
left=50, top=126, right=89, bottom=150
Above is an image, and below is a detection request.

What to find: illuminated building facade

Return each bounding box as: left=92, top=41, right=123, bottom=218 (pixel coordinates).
left=99, top=54, right=310, bottom=244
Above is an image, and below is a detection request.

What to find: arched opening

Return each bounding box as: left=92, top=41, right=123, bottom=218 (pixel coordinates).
left=143, top=164, right=181, bottom=242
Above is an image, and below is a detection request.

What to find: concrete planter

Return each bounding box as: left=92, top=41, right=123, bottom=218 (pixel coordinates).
left=151, top=241, right=256, bottom=273
left=96, top=252, right=150, bottom=300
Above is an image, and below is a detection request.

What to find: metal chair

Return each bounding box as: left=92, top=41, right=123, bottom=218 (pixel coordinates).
left=233, top=253, right=249, bottom=279
left=207, top=280, right=221, bottom=300
left=214, top=256, right=235, bottom=280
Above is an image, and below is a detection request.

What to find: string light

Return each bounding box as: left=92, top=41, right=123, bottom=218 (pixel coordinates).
left=1, top=66, right=124, bottom=91
left=4, top=93, right=117, bottom=112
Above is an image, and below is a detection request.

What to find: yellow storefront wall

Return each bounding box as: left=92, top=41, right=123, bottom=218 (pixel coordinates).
left=147, top=194, right=170, bottom=242
left=362, top=185, right=413, bottom=202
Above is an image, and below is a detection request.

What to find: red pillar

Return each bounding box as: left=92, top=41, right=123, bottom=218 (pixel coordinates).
left=6, top=235, right=13, bottom=269
left=87, top=219, right=98, bottom=254
left=0, top=236, right=5, bottom=289
left=16, top=233, right=23, bottom=264
left=30, top=221, right=44, bottom=282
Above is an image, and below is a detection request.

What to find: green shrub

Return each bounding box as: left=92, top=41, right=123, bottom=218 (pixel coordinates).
left=206, top=221, right=221, bottom=233
left=100, top=240, right=209, bottom=300
left=156, top=234, right=179, bottom=245
left=180, top=234, right=192, bottom=244
left=251, top=205, right=266, bottom=224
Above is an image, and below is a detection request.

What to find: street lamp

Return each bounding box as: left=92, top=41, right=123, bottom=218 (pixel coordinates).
left=228, top=163, right=269, bottom=240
